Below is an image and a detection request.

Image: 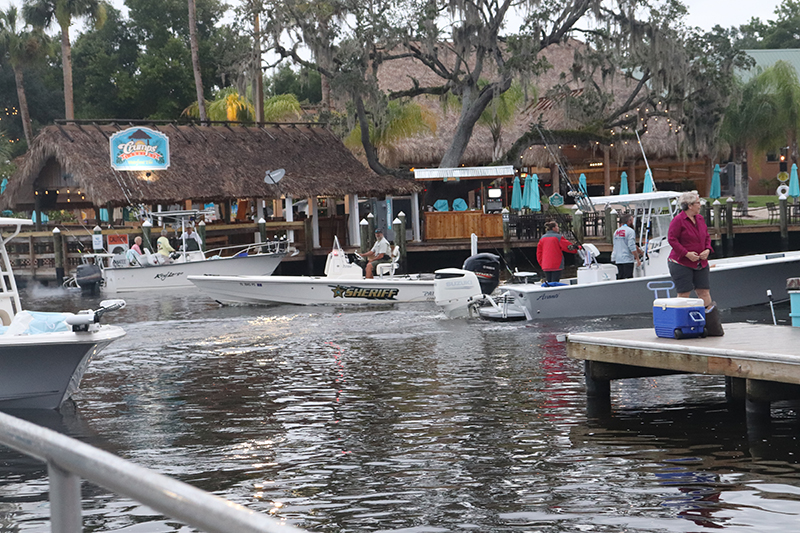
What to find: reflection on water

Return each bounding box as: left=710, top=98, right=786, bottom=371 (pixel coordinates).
left=0, top=286, right=798, bottom=531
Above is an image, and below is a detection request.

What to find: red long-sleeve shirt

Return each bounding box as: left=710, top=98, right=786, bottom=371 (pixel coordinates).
left=537, top=231, right=577, bottom=272
left=667, top=211, right=713, bottom=269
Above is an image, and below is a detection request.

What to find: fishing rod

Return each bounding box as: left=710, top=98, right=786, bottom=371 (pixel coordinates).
left=533, top=124, right=595, bottom=213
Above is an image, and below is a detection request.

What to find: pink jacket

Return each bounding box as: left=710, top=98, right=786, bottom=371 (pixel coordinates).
left=668, top=211, right=713, bottom=269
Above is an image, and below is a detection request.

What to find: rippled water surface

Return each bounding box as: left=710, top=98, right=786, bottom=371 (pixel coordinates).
left=1, top=286, right=800, bottom=532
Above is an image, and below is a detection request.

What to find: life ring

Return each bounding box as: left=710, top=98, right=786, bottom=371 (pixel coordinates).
left=778, top=184, right=790, bottom=197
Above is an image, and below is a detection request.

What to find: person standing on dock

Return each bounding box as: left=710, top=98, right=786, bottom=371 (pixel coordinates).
left=668, top=191, right=723, bottom=336
left=611, top=213, right=640, bottom=279
left=536, top=220, right=579, bottom=284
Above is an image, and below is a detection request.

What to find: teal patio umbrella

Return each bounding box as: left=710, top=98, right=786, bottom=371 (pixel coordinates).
left=522, top=174, right=533, bottom=210
left=642, top=169, right=656, bottom=193
left=619, top=171, right=629, bottom=195
left=527, top=174, right=541, bottom=211
left=578, top=173, right=588, bottom=196
left=511, top=176, right=523, bottom=210
left=710, top=164, right=721, bottom=199
left=790, top=163, right=800, bottom=199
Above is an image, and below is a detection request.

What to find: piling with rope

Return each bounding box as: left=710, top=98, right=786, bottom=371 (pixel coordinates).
left=53, top=227, right=64, bottom=285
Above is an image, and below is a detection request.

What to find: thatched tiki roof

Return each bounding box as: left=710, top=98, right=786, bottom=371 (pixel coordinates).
left=3, top=122, right=420, bottom=211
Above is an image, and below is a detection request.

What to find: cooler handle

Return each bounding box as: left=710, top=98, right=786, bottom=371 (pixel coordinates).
left=647, top=281, right=675, bottom=300
left=689, top=311, right=705, bottom=324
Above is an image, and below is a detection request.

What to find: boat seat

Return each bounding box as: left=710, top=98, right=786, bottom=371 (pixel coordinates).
left=377, top=246, right=401, bottom=277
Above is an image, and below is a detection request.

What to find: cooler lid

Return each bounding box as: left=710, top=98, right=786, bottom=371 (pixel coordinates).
left=653, top=297, right=705, bottom=308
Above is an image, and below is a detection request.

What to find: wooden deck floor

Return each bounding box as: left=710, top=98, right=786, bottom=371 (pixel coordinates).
left=566, top=323, right=800, bottom=419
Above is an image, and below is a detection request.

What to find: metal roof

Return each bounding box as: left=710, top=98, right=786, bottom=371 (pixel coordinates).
left=413, top=165, right=516, bottom=182
left=739, top=49, right=800, bottom=82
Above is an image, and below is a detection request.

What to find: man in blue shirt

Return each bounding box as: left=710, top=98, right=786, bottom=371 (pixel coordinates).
left=611, top=214, right=640, bottom=279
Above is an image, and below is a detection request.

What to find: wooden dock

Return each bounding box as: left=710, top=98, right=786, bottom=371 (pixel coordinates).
left=566, top=323, right=800, bottom=422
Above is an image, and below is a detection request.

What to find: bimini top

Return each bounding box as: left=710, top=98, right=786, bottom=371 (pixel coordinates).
left=588, top=191, right=681, bottom=209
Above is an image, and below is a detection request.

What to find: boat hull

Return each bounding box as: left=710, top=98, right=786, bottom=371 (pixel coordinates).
left=103, top=253, right=285, bottom=293
left=188, top=275, right=435, bottom=306
left=0, top=326, right=125, bottom=409
left=481, top=251, right=800, bottom=320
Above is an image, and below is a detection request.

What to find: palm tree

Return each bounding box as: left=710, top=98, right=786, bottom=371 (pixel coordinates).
left=0, top=6, right=51, bottom=146
left=23, top=0, right=107, bottom=121
left=187, top=0, right=207, bottom=122
left=183, top=89, right=302, bottom=123
left=344, top=100, right=437, bottom=167
left=759, top=61, right=800, bottom=164
left=477, top=81, right=525, bottom=161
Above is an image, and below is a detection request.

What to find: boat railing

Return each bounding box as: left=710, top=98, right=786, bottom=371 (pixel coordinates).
left=0, top=410, right=310, bottom=533
left=203, top=239, right=289, bottom=258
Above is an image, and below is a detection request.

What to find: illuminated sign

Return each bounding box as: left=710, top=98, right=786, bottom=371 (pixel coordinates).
left=110, top=127, right=170, bottom=171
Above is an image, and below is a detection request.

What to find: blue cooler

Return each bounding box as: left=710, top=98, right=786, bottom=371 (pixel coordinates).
left=653, top=297, right=707, bottom=339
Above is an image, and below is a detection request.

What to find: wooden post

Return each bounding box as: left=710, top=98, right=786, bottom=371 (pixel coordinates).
left=392, top=217, right=403, bottom=273
left=502, top=208, right=513, bottom=269
left=605, top=205, right=615, bottom=243
left=304, top=218, right=314, bottom=274
left=397, top=211, right=407, bottom=273
left=359, top=219, right=369, bottom=253
left=258, top=218, right=267, bottom=253
left=367, top=213, right=376, bottom=249
left=725, top=197, right=734, bottom=256
left=572, top=209, right=585, bottom=243
left=780, top=194, right=789, bottom=251
left=197, top=220, right=206, bottom=252
left=141, top=220, right=153, bottom=253
left=712, top=200, right=722, bottom=253
left=53, top=227, right=64, bottom=285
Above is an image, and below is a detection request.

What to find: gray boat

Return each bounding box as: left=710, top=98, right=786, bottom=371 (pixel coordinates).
left=0, top=218, right=126, bottom=409
left=434, top=191, right=800, bottom=320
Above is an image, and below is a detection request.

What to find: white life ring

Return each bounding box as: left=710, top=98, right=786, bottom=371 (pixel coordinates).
left=778, top=184, right=790, bottom=197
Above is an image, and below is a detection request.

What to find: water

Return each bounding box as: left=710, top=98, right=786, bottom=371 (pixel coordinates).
left=1, top=287, right=799, bottom=532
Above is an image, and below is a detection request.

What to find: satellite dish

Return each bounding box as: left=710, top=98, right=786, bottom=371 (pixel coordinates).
left=264, top=168, right=285, bottom=184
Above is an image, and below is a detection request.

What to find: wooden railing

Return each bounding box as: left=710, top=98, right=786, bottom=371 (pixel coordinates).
left=423, top=211, right=503, bottom=240
left=5, top=221, right=306, bottom=282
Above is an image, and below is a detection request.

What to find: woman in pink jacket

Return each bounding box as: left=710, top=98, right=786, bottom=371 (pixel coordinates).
left=536, top=220, right=578, bottom=284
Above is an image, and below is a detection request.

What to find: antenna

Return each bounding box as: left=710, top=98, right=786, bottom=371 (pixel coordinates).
left=264, top=169, right=285, bottom=185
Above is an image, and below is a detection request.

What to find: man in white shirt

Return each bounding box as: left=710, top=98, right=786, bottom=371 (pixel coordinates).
left=611, top=213, right=641, bottom=279
left=179, top=226, right=203, bottom=251
left=362, top=228, right=391, bottom=278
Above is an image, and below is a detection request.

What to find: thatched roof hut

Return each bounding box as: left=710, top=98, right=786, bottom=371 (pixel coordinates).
left=3, top=121, right=420, bottom=211
left=375, top=39, right=685, bottom=171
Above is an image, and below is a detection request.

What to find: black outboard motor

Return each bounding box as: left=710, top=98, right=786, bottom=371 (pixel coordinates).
left=462, top=253, right=501, bottom=295
left=75, top=263, right=102, bottom=295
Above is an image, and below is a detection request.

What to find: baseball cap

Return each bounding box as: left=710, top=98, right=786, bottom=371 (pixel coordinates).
left=375, top=228, right=383, bottom=233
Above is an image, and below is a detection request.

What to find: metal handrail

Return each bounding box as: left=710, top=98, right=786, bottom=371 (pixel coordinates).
left=0, top=411, right=310, bottom=533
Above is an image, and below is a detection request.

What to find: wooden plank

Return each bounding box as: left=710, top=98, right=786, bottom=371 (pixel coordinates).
left=567, top=323, right=800, bottom=386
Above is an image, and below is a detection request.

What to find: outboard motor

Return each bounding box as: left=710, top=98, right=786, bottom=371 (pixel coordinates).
left=434, top=253, right=501, bottom=318
left=75, top=263, right=102, bottom=295
left=462, top=253, right=501, bottom=295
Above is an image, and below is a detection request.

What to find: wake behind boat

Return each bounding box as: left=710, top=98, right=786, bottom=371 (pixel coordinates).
left=0, top=218, right=126, bottom=409
left=435, top=191, right=800, bottom=320
left=189, top=237, right=434, bottom=306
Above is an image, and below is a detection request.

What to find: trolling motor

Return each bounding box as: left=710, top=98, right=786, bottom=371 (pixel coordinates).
left=65, top=299, right=127, bottom=332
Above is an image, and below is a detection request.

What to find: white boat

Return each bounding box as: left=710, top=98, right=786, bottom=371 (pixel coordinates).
left=188, top=237, right=435, bottom=306
left=435, top=191, right=800, bottom=320
left=0, top=218, right=126, bottom=409
left=69, top=210, right=288, bottom=293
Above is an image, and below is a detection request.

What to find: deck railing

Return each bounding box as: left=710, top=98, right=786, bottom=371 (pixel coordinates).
left=0, top=411, right=311, bottom=533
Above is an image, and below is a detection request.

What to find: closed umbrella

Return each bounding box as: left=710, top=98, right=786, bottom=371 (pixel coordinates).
left=522, top=174, right=533, bottom=210
left=643, top=169, right=656, bottom=193
left=511, top=176, right=523, bottom=210
left=790, top=163, right=800, bottom=199
left=578, top=173, right=588, bottom=196
left=528, top=174, right=541, bottom=212
left=619, top=171, right=629, bottom=195
left=710, top=164, right=721, bottom=199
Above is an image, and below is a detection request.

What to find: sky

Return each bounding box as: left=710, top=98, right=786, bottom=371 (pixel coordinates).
left=0, top=0, right=787, bottom=34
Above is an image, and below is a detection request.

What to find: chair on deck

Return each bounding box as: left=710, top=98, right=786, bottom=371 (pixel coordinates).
left=452, top=198, right=468, bottom=211
left=766, top=202, right=779, bottom=224
left=733, top=202, right=746, bottom=225
left=433, top=199, right=450, bottom=212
